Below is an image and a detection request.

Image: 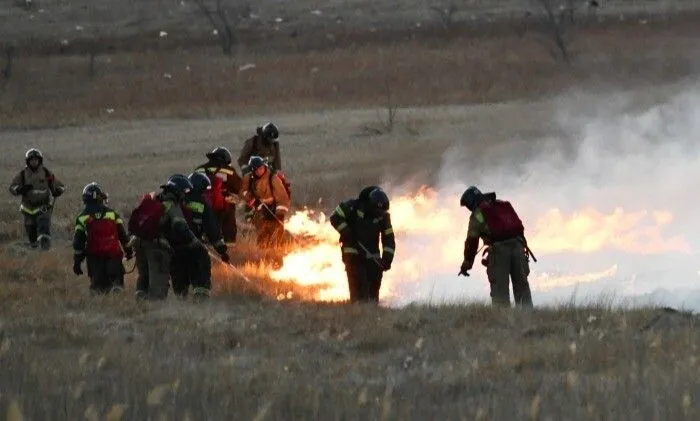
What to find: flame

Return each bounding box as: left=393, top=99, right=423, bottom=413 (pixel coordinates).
left=269, top=186, right=690, bottom=302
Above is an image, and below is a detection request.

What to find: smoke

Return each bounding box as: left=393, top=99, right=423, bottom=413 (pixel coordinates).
left=382, top=80, right=700, bottom=311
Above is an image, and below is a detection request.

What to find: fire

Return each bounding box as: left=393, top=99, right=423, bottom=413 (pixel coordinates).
left=269, top=186, right=690, bottom=302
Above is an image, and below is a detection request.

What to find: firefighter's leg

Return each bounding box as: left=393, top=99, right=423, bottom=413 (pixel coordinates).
left=220, top=203, right=238, bottom=243
left=510, top=243, right=533, bottom=308
left=190, top=244, right=212, bottom=300
left=86, top=256, right=110, bottom=295
left=105, top=258, right=125, bottom=293
left=36, top=209, right=52, bottom=250
left=485, top=242, right=512, bottom=307
left=367, top=260, right=384, bottom=302
left=343, top=255, right=364, bottom=303
left=23, top=213, right=38, bottom=247
left=134, top=238, right=149, bottom=299
left=145, top=244, right=172, bottom=300
left=169, top=250, right=190, bottom=298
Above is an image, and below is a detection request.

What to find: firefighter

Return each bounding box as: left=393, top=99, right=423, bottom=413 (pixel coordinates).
left=240, top=156, right=290, bottom=265
left=193, top=147, right=242, bottom=244
left=131, top=174, right=204, bottom=301
left=237, top=122, right=282, bottom=172
left=168, top=172, right=230, bottom=299
left=72, top=182, right=133, bottom=295
left=330, top=187, right=395, bottom=303
left=8, top=148, right=65, bottom=250
left=458, top=185, right=534, bottom=308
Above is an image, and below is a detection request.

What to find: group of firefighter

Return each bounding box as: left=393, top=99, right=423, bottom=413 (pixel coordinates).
left=8, top=122, right=534, bottom=307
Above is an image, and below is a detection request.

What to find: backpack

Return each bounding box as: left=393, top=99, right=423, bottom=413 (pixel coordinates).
left=274, top=170, right=292, bottom=198
left=86, top=213, right=123, bottom=258
left=203, top=172, right=226, bottom=212
left=128, top=193, right=165, bottom=240
left=479, top=199, right=524, bottom=242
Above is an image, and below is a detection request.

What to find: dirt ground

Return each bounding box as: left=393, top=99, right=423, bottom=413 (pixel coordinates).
left=1, top=1, right=700, bottom=419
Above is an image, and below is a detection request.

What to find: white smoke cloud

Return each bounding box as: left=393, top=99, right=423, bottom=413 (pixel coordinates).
left=382, top=80, right=700, bottom=312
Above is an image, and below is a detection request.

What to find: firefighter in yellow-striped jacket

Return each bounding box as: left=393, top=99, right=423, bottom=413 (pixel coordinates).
left=73, top=183, right=133, bottom=295
left=330, top=186, right=395, bottom=303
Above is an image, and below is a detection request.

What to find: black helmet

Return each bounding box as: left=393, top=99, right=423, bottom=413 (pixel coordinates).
left=367, top=188, right=390, bottom=215
left=257, top=122, right=279, bottom=141
left=82, top=182, right=108, bottom=205
left=248, top=155, right=267, bottom=175
left=188, top=172, right=211, bottom=195
left=358, top=185, right=381, bottom=203
left=25, top=148, right=43, bottom=166
left=205, top=146, right=232, bottom=165
left=460, top=186, right=483, bottom=211
left=161, top=174, right=193, bottom=198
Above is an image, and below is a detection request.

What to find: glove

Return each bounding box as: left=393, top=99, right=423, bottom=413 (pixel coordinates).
left=52, top=187, right=64, bottom=197
left=458, top=260, right=471, bottom=277
left=17, top=185, right=32, bottom=195
left=380, top=256, right=392, bottom=271
left=124, top=246, right=134, bottom=260
left=275, top=210, right=286, bottom=221
left=73, top=256, right=84, bottom=276
left=214, top=242, right=230, bottom=263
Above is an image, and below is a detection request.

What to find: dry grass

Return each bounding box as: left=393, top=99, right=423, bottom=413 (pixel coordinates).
left=1, top=6, right=700, bottom=420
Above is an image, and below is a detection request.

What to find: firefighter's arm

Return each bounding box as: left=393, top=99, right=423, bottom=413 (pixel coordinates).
left=237, top=138, right=254, bottom=169
left=8, top=172, right=24, bottom=196
left=113, top=211, right=134, bottom=258
left=167, top=205, right=200, bottom=248
left=240, top=175, right=254, bottom=204
left=274, top=142, right=282, bottom=171
left=271, top=174, right=290, bottom=218
left=48, top=170, right=65, bottom=197
left=380, top=213, right=396, bottom=270
left=72, top=214, right=88, bottom=260
left=330, top=202, right=354, bottom=244
left=462, top=211, right=484, bottom=271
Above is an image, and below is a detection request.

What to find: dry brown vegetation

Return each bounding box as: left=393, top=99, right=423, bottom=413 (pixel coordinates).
left=1, top=1, right=700, bottom=419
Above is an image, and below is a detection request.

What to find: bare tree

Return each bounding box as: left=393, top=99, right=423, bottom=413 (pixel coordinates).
left=530, top=0, right=579, bottom=64
left=429, top=2, right=459, bottom=30
left=368, top=76, right=398, bottom=135
left=1, top=45, right=16, bottom=80
left=192, top=0, right=238, bottom=56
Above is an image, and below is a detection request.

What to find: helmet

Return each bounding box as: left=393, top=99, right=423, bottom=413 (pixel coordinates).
left=257, top=122, right=279, bottom=141
left=188, top=172, right=211, bottom=194
left=460, top=186, right=483, bottom=211
left=82, top=182, right=108, bottom=205
left=160, top=174, right=193, bottom=197
left=25, top=148, right=43, bottom=166
left=358, top=185, right=381, bottom=202
left=367, top=188, right=390, bottom=215
left=205, top=147, right=232, bottom=165
left=248, top=155, right=267, bottom=175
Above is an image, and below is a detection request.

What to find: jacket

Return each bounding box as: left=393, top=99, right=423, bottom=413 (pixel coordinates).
left=329, top=199, right=395, bottom=264
left=238, top=135, right=282, bottom=171
left=73, top=203, right=130, bottom=259
left=8, top=165, right=65, bottom=214
left=240, top=169, right=290, bottom=217
left=156, top=191, right=200, bottom=250
left=184, top=192, right=224, bottom=246
left=193, top=161, right=242, bottom=199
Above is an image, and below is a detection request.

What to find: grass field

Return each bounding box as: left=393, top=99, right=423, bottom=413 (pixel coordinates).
left=1, top=0, right=700, bottom=419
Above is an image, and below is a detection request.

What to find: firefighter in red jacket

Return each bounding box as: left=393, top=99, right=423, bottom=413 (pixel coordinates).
left=193, top=147, right=242, bottom=244
left=330, top=187, right=395, bottom=303
left=459, top=185, right=533, bottom=308
left=72, top=182, right=133, bottom=295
